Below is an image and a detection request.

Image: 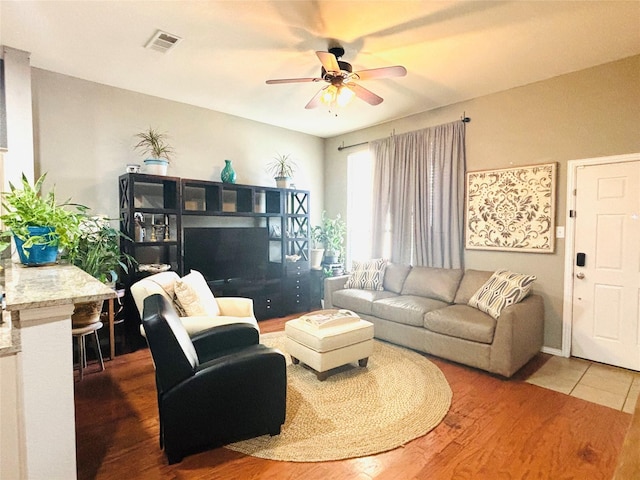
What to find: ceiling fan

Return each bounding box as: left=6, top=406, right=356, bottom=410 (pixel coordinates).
left=266, top=47, right=407, bottom=109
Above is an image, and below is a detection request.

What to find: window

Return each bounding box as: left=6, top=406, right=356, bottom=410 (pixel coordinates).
left=346, top=149, right=374, bottom=268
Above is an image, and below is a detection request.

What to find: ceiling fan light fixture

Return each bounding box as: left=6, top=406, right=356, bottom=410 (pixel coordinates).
left=320, top=85, right=355, bottom=109
left=322, top=85, right=337, bottom=104
left=336, top=86, right=355, bottom=107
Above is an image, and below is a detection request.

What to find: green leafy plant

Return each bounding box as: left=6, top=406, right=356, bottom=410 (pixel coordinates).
left=266, top=153, right=297, bottom=179
left=69, top=216, right=136, bottom=284
left=311, top=211, right=346, bottom=261
left=0, top=173, right=85, bottom=257
left=134, top=127, right=174, bottom=162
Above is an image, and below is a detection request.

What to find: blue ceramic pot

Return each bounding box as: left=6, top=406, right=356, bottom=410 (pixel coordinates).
left=14, top=226, right=59, bottom=266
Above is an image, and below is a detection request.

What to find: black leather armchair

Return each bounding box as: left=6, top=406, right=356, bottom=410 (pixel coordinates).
left=141, top=294, right=287, bottom=464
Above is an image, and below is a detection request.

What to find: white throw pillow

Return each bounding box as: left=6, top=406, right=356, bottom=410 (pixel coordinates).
left=174, top=270, right=221, bottom=317
left=344, top=258, right=387, bottom=291
left=468, top=269, right=536, bottom=319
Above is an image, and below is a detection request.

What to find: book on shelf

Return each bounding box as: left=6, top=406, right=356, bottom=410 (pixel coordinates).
left=300, top=309, right=359, bottom=329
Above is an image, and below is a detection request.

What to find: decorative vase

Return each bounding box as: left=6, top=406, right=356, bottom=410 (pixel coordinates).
left=221, top=160, right=236, bottom=184
left=14, top=226, right=59, bottom=266
left=143, top=159, right=169, bottom=176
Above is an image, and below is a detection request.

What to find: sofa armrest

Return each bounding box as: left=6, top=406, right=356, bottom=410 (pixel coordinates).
left=489, top=294, right=545, bottom=377
left=131, top=280, right=172, bottom=316
left=323, top=275, right=350, bottom=308
left=191, top=323, right=259, bottom=362
left=216, top=297, right=255, bottom=317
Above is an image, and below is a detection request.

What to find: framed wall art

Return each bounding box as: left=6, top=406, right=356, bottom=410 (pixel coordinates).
left=465, top=162, right=557, bottom=253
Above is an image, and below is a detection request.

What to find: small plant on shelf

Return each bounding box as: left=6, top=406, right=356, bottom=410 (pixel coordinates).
left=134, top=127, right=174, bottom=162
left=134, top=127, right=175, bottom=175
left=267, top=153, right=297, bottom=188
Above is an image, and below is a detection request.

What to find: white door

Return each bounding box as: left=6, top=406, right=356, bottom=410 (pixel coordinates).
left=571, top=160, right=640, bottom=370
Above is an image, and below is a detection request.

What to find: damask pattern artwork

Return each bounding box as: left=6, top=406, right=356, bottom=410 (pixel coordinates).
left=465, top=163, right=557, bottom=253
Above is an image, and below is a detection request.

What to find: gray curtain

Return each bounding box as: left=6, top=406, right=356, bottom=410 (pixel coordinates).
left=370, top=121, right=466, bottom=268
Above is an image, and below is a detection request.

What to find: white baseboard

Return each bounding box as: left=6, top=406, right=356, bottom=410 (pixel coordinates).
left=541, top=346, right=564, bottom=357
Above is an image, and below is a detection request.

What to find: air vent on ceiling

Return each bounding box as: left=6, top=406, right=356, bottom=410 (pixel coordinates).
left=145, top=30, right=182, bottom=53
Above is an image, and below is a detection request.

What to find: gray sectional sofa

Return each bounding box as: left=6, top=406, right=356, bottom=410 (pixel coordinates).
left=324, top=264, right=544, bottom=377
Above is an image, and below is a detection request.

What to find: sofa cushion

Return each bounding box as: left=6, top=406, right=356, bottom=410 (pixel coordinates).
left=331, top=289, right=397, bottom=315
left=468, top=270, right=537, bottom=319
left=424, top=305, right=497, bottom=344
left=174, top=270, right=221, bottom=317
left=372, top=295, right=449, bottom=327
left=453, top=269, right=494, bottom=304
left=344, top=258, right=387, bottom=291
left=382, top=263, right=412, bottom=294
left=401, top=266, right=463, bottom=303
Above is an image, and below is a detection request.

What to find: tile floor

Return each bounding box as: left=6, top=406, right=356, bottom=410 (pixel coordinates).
left=526, top=355, right=640, bottom=413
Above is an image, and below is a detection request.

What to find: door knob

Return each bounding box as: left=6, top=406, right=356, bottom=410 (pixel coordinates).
left=576, top=272, right=585, bottom=279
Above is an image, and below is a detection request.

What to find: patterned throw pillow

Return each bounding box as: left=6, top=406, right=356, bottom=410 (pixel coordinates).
left=344, top=259, right=387, bottom=291
left=174, top=270, right=221, bottom=317
left=468, top=269, right=536, bottom=319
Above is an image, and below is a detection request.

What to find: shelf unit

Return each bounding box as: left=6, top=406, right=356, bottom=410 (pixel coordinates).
left=119, top=173, right=310, bottom=319
left=119, top=173, right=181, bottom=274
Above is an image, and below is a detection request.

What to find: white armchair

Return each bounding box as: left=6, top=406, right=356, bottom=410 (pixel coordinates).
left=130, top=271, right=259, bottom=336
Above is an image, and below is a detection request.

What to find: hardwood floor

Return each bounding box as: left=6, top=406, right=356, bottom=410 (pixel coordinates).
left=75, top=317, right=631, bottom=480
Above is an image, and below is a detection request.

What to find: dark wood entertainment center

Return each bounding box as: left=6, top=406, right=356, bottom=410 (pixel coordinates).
left=119, top=173, right=310, bottom=320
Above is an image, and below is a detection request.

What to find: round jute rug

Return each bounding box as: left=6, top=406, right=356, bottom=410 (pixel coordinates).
left=226, top=332, right=452, bottom=462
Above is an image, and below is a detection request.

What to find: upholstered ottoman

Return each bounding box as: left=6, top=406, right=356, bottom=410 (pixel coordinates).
left=285, top=310, right=374, bottom=381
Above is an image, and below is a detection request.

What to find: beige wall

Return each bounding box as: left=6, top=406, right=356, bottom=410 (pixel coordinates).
left=30, top=68, right=325, bottom=224
left=325, top=55, right=640, bottom=350
left=28, top=56, right=640, bottom=350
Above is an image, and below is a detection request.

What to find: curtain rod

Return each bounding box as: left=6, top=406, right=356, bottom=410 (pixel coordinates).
left=337, top=114, right=471, bottom=151
left=337, top=140, right=368, bottom=151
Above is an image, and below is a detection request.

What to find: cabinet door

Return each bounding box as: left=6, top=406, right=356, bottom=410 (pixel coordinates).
left=251, top=280, right=283, bottom=320
left=283, top=265, right=310, bottom=314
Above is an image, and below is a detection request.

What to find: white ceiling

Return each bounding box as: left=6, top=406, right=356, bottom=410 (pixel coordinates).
left=1, top=1, right=639, bottom=138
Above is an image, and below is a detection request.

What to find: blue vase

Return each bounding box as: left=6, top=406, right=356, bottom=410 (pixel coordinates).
left=221, top=159, right=236, bottom=184
left=14, top=226, right=59, bottom=265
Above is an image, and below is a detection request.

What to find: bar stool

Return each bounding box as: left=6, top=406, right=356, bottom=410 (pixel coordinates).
left=72, top=321, right=105, bottom=380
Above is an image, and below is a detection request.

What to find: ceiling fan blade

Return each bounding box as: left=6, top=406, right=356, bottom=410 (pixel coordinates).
left=266, top=77, right=321, bottom=84
left=348, top=83, right=384, bottom=106
left=305, top=87, right=326, bottom=109
left=354, top=66, right=407, bottom=81
left=316, top=51, right=340, bottom=72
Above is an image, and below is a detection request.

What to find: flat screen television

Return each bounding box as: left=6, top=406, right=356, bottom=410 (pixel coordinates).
left=183, top=227, right=269, bottom=282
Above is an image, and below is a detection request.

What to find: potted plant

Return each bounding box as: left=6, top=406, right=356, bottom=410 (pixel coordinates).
left=67, top=215, right=136, bottom=326
left=0, top=173, right=84, bottom=265
left=312, top=211, right=346, bottom=265
left=134, top=127, right=174, bottom=176
left=267, top=153, right=297, bottom=188
left=70, top=215, right=136, bottom=285
left=310, top=223, right=325, bottom=270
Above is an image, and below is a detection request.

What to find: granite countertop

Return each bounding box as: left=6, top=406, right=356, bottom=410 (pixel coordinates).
left=4, top=261, right=116, bottom=311
left=0, top=260, right=116, bottom=356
